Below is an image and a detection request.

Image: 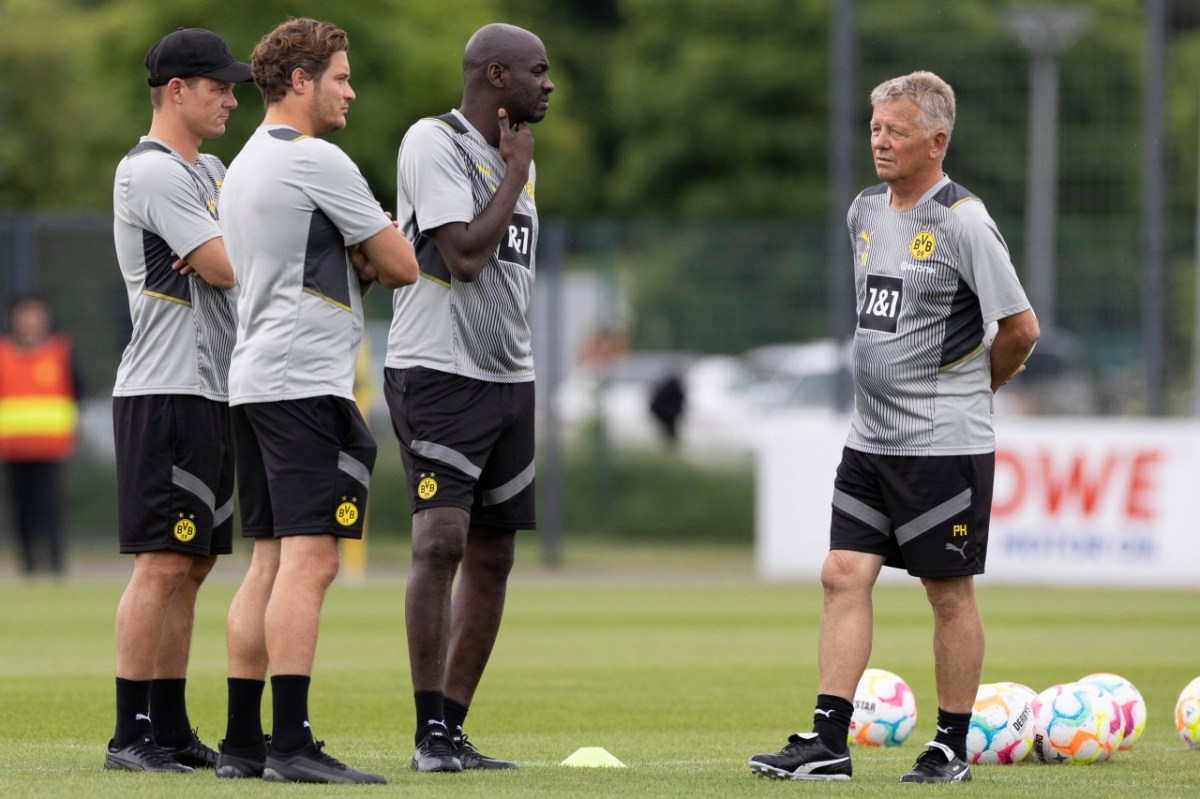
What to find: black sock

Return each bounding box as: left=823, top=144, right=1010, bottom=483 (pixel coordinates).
left=813, top=693, right=854, bottom=754
left=223, top=678, right=266, bottom=752
left=270, top=675, right=313, bottom=753
left=149, top=678, right=190, bottom=747
left=934, top=707, right=972, bottom=761
left=114, top=677, right=153, bottom=747
left=414, top=691, right=446, bottom=745
left=443, top=697, right=469, bottom=738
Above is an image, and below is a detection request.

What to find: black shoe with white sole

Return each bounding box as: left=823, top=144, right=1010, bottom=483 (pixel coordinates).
left=748, top=732, right=852, bottom=781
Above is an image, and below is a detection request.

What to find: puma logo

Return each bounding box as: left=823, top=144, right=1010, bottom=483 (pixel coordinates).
left=945, top=541, right=968, bottom=560
left=135, top=713, right=151, bottom=723
left=857, top=230, right=874, bottom=266
left=814, top=709, right=834, bottom=719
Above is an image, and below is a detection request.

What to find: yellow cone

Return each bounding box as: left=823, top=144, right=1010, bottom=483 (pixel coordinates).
left=560, top=747, right=626, bottom=768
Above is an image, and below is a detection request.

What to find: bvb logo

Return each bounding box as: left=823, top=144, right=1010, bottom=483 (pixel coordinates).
left=417, top=474, right=439, bottom=501
left=173, top=518, right=197, bottom=543
left=335, top=501, right=358, bottom=527
left=909, top=230, right=936, bottom=261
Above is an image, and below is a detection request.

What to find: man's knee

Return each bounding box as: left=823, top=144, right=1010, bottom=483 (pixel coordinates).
left=921, top=576, right=977, bottom=618
left=820, top=550, right=877, bottom=595
left=133, top=550, right=195, bottom=589
left=411, top=509, right=469, bottom=570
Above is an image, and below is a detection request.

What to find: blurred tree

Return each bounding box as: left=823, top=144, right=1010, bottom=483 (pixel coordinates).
left=0, top=0, right=591, bottom=213
left=605, top=0, right=830, bottom=220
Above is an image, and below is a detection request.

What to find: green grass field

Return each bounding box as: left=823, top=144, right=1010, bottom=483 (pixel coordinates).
left=1, top=542, right=1197, bottom=797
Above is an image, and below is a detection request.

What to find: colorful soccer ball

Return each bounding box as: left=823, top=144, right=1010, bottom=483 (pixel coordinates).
left=849, top=668, right=917, bottom=746
left=1032, top=682, right=1119, bottom=764
left=1176, top=676, right=1200, bottom=749
left=996, top=681, right=1038, bottom=707
left=967, top=683, right=1034, bottom=765
left=1080, top=672, right=1147, bottom=751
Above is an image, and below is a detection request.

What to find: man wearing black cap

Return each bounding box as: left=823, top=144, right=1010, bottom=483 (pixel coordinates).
left=107, top=27, right=252, bottom=773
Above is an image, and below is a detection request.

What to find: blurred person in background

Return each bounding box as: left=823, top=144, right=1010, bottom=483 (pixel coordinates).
left=385, top=22, right=552, bottom=773
left=649, top=373, right=686, bottom=445
left=216, top=17, right=416, bottom=784
left=747, top=70, right=1038, bottom=785
left=107, top=27, right=250, bottom=773
left=0, top=294, right=83, bottom=576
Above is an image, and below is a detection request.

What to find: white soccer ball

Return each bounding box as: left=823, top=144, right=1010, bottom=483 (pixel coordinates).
left=1176, top=675, right=1200, bottom=749
left=967, top=683, right=1034, bottom=765
left=849, top=668, right=918, bottom=747
left=995, top=681, right=1038, bottom=707
left=1032, top=682, right=1119, bottom=764
left=1079, top=672, right=1146, bottom=751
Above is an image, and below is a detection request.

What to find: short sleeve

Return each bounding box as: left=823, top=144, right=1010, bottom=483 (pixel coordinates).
left=954, top=200, right=1031, bottom=324
left=303, top=141, right=392, bottom=246
left=397, top=119, right=475, bottom=233
left=125, top=155, right=222, bottom=260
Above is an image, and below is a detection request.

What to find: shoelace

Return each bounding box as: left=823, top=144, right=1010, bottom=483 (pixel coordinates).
left=912, top=748, right=949, bottom=771
left=128, top=736, right=184, bottom=768
left=309, top=740, right=350, bottom=771
left=455, top=733, right=488, bottom=757
left=425, top=732, right=457, bottom=757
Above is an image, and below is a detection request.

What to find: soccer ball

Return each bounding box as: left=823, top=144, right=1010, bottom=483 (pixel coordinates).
left=849, top=668, right=917, bottom=746
left=967, top=683, right=1034, bottom=765
left=1080, top=672, right=1147, bottom=751
left=1032, top=682, right=1119, bottom=764
left=1176, top=676, right=1200, bottom=749
left=996, top=681, right=1038, bottom=707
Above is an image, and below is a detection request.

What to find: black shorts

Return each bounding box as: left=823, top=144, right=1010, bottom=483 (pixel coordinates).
left=113, top=394, right=234, bottom=556
left=233, top=396, right=376, bottom=539
left=829, top=447, right=995, bottom=577
left=384, top=367, right=536, bottom=530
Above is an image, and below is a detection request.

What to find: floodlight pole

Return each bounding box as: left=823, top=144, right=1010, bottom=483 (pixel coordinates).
left=1142, top=0, right=1168, bottom=416
left=1192, top=87, right=1200, bottom=416
left=827, top=0, right=857, bottom=412
left=1005, top=6, right=1090, bottom=333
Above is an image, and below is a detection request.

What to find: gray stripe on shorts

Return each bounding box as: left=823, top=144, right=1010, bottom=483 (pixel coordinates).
left=893, top=488, right=972, bottom=547
left=411, top=439, right=481, bottom=480
left=481, top=461, right=535, bottom=507
left=213, top=498, right=233, bottom=527
left=832, top=488, right=890, bottom=534
left=338, top=451, right=371, bottom=491
left=172, top=465, right=215, bottom=514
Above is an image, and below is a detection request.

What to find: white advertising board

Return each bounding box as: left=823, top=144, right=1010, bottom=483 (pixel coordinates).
left=754, top=417, right=1200, bottom=587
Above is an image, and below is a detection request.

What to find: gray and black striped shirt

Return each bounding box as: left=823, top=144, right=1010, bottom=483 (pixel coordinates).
left=845, top=175, right=1031, bottom=456
left=112, top=137, right=237, bottom=401
left=387, top=109, right=538, bottom=382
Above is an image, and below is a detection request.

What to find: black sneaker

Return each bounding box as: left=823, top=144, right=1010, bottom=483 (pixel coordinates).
left=899, top=741, right=972, bottom=783
left=453, top=733, right=517, bottom=770
left=747, top=732, right=852, bottom=781
left=262, top=740, right=386, bottom=784
left=215, top=736, right=268, bottom=779
left=411, top=728, right=462, bottom=773
left=104, top=735, right=194, bottom=773
left=159, top=728, right=217, bottom=768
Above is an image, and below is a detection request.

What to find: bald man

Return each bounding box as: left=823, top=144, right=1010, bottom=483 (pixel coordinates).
left=384, top=23, right=553, bottom=773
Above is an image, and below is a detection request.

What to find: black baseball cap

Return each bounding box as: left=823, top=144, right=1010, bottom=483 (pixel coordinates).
left=144, top=28, right=252, bottom=87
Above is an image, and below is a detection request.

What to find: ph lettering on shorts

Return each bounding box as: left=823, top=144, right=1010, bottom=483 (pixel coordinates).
left=335, top=497, right=359, bottom=527
left=173, top=513, right=197, bottom=542
left=417, top=473, right=438, bottom=500
left=953, top=524, right=968, bottom=536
